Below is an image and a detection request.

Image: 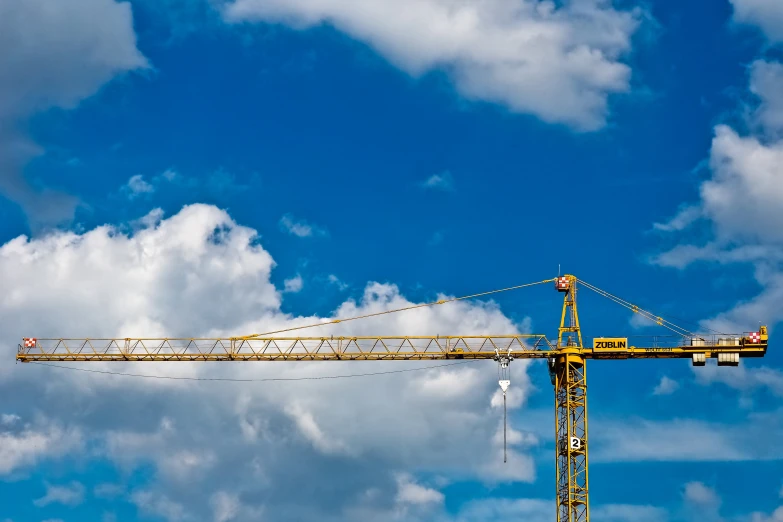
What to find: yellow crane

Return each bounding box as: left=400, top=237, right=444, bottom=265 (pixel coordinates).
left=16, top=274, right=769, bottom=522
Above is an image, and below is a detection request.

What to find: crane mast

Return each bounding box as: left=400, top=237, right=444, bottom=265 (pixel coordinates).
left=554, top=275, right=588, bottom=522
left=15, top=275, right=770, bottom=521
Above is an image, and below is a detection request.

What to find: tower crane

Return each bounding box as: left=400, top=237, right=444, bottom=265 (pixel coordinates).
left=16, top=274, right=769, bottom=522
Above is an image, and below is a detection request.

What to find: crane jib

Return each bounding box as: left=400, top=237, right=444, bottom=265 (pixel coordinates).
left=14, top=273, right=771, bottom=522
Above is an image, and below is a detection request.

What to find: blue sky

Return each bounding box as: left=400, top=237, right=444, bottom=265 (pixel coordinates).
left=1, top=1, right=783, bottom=521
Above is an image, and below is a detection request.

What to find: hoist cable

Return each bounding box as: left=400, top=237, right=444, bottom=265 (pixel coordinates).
left=239, top=278, right=555, bottom=339
left=26, top=359, right=481, bottom=382
left=503, top=392, right=507, bottom=464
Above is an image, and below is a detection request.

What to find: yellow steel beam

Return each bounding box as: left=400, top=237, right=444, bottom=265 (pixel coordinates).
left=555, top=275, right=589, bottom=522
left=16, top=335, right=554, bottom=362
left=16, top=336, right=767, bottom=362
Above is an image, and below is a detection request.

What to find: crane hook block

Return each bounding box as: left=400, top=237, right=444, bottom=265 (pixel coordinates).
left=499, top=379, right=510, bottom=393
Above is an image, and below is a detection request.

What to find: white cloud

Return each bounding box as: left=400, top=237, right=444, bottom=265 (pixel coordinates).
left=651, top=60, right=783, bottom=333
left=0, top=203, right=539, bottom=518
left=653, top=60, right=783, bottom=249
left=0, top=414, right=19, bottom=426
left=682, top=481, right=723, bottom=522
left=590, top=413, right=783, bottom=462
left=284, top=402, right=353, bottom=456
left=693, top=362, right=783, bottom=398
left=452, top=497, right=552, bottom=522
left=452, top=497, right=666, bottom=522
left=748, top=506, right=783, bottom=522
left=700, top=124, right=783, bottom=244
left=211, top=492, right=240, bottom=522
left=730, top=0, right=783, bottom=43
left=132, top=491, right=187, bottom=522
left=0, top=0, right=147, bottom=228
left=421, top=172, right=454, bottom=191
left=683, top=481, right=720, bottom=505
left=283, top=274, right=304, bottom=293
left=653, top=205, right=702, bottom=232
left=279, top=213, right=327, bottom=238
left=103, top=417, right=218, bottom=482
left=749, top=60, right=783, bottom=135
left=223, top=0, right=643, bottom=131
left=394, top=474, right=444, bottom=505
left=119, top=168, right=250, bottom=203
left=327, top=274, right=349, bottom=290
left=34, top=481, right=85, bottom=507
left=0, top=420, right=82, bottom=476
left=123, top=174, right=155, bottom=198
left=593, top=504, right=669, bottom=522
left=652, top=375, right=680, bottom=396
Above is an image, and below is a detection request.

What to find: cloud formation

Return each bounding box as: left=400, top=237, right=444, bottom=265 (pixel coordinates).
left=421, top=172, right=455, bottom=191
left=651, top=59, right=783, bottom=332
left=279, top=213, right=328, bottom=238
left=0, top=0, right=147, bottom=229
left=34, top=481, right=86, bottom=507
left=730, top=0, right=783, bottom=43
left=223, top=0, right=643, bottom=131
left=0, top=203, right=537, bottom=520
left=652, top=375, right=679, bottom=396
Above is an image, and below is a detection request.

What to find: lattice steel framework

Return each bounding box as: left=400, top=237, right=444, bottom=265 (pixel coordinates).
left=554, top=274, right=589, bottom=522
left=15, top=274, right=771, bottom=521
left=555, top=352, right=588, bottom=522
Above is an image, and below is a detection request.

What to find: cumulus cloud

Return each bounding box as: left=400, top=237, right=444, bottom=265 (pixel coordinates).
left=590, top=412, right=783, bottom=462
left=0, top=419, right=82, bottom=476
left=683, top=481, right=719, bottom=505
left=122, top=174, right=156, bottom=198
left=283, top=274, right=304, bottom=293
left=749, top=60, right=783, bottom=135
left=0, top=203, right=538, bottom=520
left=683, top=481, right=722, bottom=521
left=749, top=506, right=783, bottom=522
left=0, top=414, right=19, bottom=426
left=692, top=362, right=783, bottom=398
left=279, top=213, right=328, bottom=238
left=653, top=205, right=702, bottom=233
left=34, top=481, right=85, bottom=507
left=210, top=492, right=248, bottom=522
left=223, top=0, right=643, bottom=131
left=730, top=0, right=783, bottom=43
left=421, top=172, right=455, bottom=191
left=652, top=375, right=679, bottom=396
left=0, top=0, right=147, bottom=228
left=327, top=273, right=349, bottom=290
left=651, top=60, right=783, bottom=332
left=132, top=491, right=187, bottom=522
left=653, top=60, right=783, bottom=247
left=395, top=474, right=444, bottom=505
left=451, top=497, right=667, bottom=522
left=284, top=402, right=353, bottom=456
